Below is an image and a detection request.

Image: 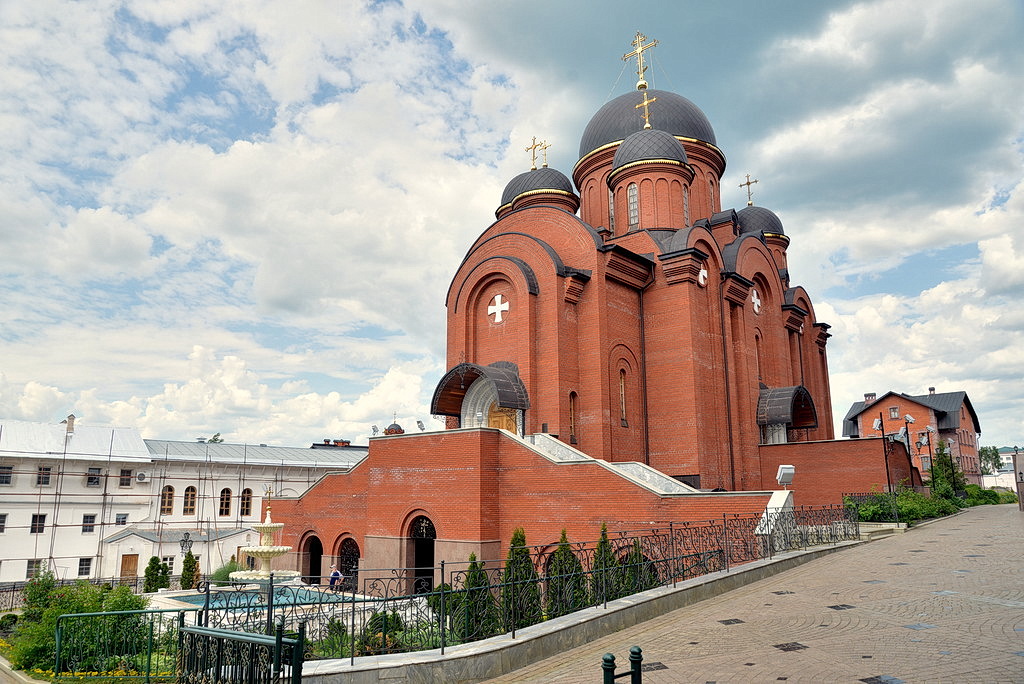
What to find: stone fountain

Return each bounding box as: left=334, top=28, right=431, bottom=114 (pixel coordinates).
left=229, top=504, right=301, bottom=583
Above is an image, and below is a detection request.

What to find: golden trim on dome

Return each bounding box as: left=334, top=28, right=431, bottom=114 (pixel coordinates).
left=574, top=136, right=725, bottom=177
left=607, top=158, right=691, bottom=185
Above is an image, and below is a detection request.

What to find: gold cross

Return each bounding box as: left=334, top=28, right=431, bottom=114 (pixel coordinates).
left=635, top=91, right=658, bottom=129
left=539, top=141, right=550, bottom=168
left=739, top=174, right=759, bottom=206
left=622, top=32, right=659, bottom=90
left=524, top=136, right=546, bottom=171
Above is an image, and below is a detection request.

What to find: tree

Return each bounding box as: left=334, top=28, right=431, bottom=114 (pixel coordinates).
left=979, top=446, right=1002, bottom=475
left=455, top=553, right=498, bottom=641
left=198, top=433, right=224, bottom=443
left=622, top=539, right=660, bottom=594
left=545, top=530, right=589, bottom=619
left=500, top=527, right=542, bottom=630
left=591, top=523, right=624, bottom=603
left=143, top=556, right=171, bottom=593
left=180, top=551, right=200, bottom=590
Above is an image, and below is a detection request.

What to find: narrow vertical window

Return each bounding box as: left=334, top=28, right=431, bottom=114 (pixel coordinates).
left=619, top=369, right=628, bottom=427
left=86, top=467, right=102, bottom=487
left=568, top=392, right=578, bottom=444
left=82, top=514, right=96, bottom=533
left=31, top=514, right=46, bottom=534
left=240, top=488, right=253, bottom=517
left=627, top=183, right=639, bottom=231
left=36, top=466, right=52, bottom=486
left=608, top=188, right=616, bottom=233
left=183, top=486, right=197, bottom=516
left=683, top=185, right=690, bottom=226
left=160, top=485, right=174, bottom=515
left=219, top=488, right=232, bottom=516
left=78, top=558, right=92, bottom=577
left=119, top=469, right=133, bottom=487
left=708, top=178, right=716, bottom=212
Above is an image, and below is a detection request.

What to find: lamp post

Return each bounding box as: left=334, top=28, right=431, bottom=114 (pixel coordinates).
left=903, top=414, right=916, bottom=469
left=1014, top=446, right=1024, bottom=513
left=180, top=531, right=193, bottom=556
left=873, top=412, right=892, bottom=493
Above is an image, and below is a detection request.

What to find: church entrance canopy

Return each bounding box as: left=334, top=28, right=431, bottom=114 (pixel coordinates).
left=431, top=362, right=529, bottom=432
left=757, top=385, right=818, bottom=429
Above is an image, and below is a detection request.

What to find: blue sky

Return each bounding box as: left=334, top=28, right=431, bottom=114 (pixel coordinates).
left=1, top=0, right=1022, bottom=448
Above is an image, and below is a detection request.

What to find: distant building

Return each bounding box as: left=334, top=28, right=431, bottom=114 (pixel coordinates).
left=842, top=387, right=982, bottom=485
left=0, top=416, right=364, bottom=583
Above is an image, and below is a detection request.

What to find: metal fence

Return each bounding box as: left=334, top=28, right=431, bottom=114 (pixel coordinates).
left=45, top=505, right=858, bottom=678
left=0, top=575, right=190, bottom=613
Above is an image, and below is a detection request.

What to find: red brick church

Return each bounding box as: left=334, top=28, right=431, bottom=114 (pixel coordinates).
left=272, top=35, right=918, bottom=583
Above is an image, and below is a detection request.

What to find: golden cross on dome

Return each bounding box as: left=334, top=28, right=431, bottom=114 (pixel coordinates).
left=739, top=174, right=759, bottom=206
left=538, top=140, right=550, bottom=168
left=635, top=91, right=658, bottom=129
left=623, top=32, right=658, bottom=90
left=524, top=136, right=546, bottom=171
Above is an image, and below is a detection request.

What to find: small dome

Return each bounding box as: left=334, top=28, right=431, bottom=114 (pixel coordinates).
left=737, top=205, right=785, bottom=236
left=612, top=129, right=688, bottom=171
left=499, top=167, right=575, bottom=207
left=383, top=422, right=405, bottom=435
left=579, top=89, right=716, bottom=160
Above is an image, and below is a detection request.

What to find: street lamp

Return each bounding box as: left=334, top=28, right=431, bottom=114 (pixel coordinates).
left=903, top=414, right=915, bottom=464
left=1014, top=446, right=1024, bottom=513
left=873, top=413, right=892, bottom=493
left=180, top=531, right=194, bottom=556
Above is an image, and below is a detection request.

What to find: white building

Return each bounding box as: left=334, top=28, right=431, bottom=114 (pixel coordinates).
left=0, top=416, right=366, bottom=583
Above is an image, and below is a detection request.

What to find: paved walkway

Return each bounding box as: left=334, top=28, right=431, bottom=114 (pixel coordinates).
left=486, top=505, right=1024, bottom=683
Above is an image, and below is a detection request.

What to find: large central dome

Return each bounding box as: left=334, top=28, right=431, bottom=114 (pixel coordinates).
left=578, top=89, right=716, bottom=160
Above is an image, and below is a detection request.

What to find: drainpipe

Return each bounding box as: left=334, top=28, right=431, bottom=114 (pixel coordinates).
left=719, top=274, right=737, bottom=490
left=638, top=266, right=656, bottom=465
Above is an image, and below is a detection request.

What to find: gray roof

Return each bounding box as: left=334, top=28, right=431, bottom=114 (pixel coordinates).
left=579, top=89, right=717, bottom=160
left=737, top=205, right=785, bottom=236
left=145, top=439, right=366, bottom=469
left=612, top=129, right=688, bottom=169
left=499, top=167, right=575, bottom=207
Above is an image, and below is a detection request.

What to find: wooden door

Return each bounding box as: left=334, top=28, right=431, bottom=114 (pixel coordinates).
left=487, top=402, right=517, bottom=432
left=120, top=553, right=138, bottom=577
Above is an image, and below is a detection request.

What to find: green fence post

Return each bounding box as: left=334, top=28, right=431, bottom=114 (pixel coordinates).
left=602, top=652, right=616, bottom=684
left=54, top=615, right=64, bottom=677
left=291, top=620, right=306, bottom=684
left=144, top=620, right=154, bottom=684
left=629, top=645, right=643, bottom=683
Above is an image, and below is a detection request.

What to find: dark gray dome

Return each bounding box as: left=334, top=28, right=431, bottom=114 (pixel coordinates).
left=612, top=129, right=688, bottom=170
left=579, top=89, right=716, bottom=159
left=500, top=167, right=575, bottom=207
left=737, top=205, right=785, bottom=235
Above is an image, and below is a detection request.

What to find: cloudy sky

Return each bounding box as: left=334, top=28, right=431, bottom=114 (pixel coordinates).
left=1, top=0, right=1022, bottom=450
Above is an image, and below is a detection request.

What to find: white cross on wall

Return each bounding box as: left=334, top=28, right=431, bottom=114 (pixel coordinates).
left=488, top=294, right=509, bottom=323
left=751, top=289, right=762, bottom=314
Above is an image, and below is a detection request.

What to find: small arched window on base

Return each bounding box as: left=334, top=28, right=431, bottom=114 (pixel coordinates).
left=568, top=391, right=579, bottom=445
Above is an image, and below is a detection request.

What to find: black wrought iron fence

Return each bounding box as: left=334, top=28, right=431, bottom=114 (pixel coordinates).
left=46, top=505, right=858, bottom=676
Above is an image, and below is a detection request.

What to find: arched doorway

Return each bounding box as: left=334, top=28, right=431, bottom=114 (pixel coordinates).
left=302, top=535, right=323, bottom=585
left=337, top=538, right=360, bottom=590
left=408, top=516, right=436, bottom=594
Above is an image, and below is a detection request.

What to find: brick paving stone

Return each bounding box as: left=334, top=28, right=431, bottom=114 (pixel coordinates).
left=485, top=505, right=1024, bottom=683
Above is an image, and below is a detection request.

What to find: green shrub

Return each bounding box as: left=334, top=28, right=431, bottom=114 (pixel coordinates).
left=997, top=490, right=1019, bottom=504
left=208, top=559, right=244, bottom=586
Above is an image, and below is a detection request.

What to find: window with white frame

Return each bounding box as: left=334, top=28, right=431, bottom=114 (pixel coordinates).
left=82, top=514, right=96, bottom=533
left=627, top=183, right=639, bottom=231
left=119, top=469, right=133, bottom=487
left=0, top=513, right=6, bottom=533
left=162, top=556, right=175, bottom=574
left=78, top=558, right=92, bottom=577
left=115, top=513, right=128, bottom=526
left=30, top=514, right=46, bottom=534
left=36, top=466, right=52, bottom=486
left=0, top=465, right=12, bottom=485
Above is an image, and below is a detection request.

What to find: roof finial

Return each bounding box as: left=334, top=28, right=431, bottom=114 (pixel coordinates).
left=623, top=31, right=658, bottom=91
left=539, top=140, right=551, bottom=168
left=739, top=174, right=759, bottom=206
left=635, top=91, right=658, bottom=130
left=524, top=136, right=546, bottom=171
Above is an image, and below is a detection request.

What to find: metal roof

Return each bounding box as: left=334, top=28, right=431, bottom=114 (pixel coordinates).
left=145, top=440, right=367, bottom=468
left=0, top=420, right=150, bottom=462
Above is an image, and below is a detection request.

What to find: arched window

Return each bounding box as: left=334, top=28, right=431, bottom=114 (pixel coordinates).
left=619, top=369, right=628, bottom=427
left=159, top=485, right=174, bottom=516
left=627, top=183, right=639, bottom=231
left=683, top=185, right=690, bottom=226
left=183, top=486, right=197, bottom=516
left=568, top=391, right=579, bottom=444
left=239, top=488, right=253, bottom=517
left=608, top=188, right=616, bottom=233
left=708, top=178, right=716, bottom=212
left=218, top=488, right=232, bottom=516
